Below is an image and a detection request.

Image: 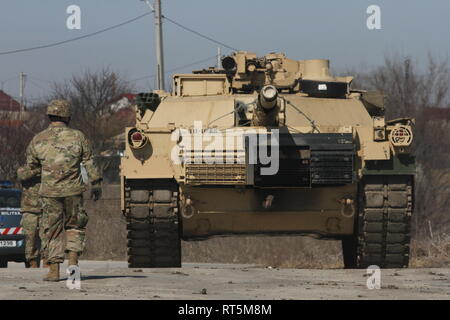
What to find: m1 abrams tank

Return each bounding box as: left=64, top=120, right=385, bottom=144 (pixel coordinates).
left=120, top=51, right=415, bottom=269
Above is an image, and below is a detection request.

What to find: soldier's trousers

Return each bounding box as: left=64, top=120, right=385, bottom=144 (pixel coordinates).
left=41, top=195, right=88, bottom=264
left=20, top=212, right=47, bottom=262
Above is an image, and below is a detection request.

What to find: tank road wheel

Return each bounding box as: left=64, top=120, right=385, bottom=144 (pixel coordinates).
left=342, top=175, right=413, bottom=269
left=125, top=180, right=181, bottom=268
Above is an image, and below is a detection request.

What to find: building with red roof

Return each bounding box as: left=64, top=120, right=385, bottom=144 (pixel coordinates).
left=0, top=90, right=23, bottom=127
left=0, top=90, right=20, bottom=112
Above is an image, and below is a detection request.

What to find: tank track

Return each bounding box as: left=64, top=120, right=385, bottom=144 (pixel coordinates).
left=343, top=175, right=413, bottom=268
left=124, top=180, right=181, bottom=268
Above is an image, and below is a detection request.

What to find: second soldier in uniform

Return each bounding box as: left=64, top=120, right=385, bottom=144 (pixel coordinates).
left=17, top=165, right=47, bottom=268
left=25, top=99, right=102, bottom=281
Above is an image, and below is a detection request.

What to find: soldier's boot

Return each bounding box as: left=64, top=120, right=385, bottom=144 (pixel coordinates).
left=68, top=251, right=79, bottom=266
left=29, top=259, right=40, bottom=268
left=42, top=258, right=50, bottom=268
left=43, top=263, right=60, bottom=282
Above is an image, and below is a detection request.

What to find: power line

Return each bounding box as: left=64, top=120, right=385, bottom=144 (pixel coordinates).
left=163, top=15, right=239, bottom=52
left=1, top=76, right=18, bottom=90
left=0, top=11, right=238, bottom=57
left=166, top=55, right=217, bottom=72
left=7, top=95, right=45, bottom=102
left=0, top=76, right=18, bottom=83
left=130, top=55, right=217, bottom=82
left=0, top=12, right=151, bottom=56
left=28, top=75, right=53, bottom=85
left=141, top=1, right=238, bottom=52
left=27, top=78, right=49, bottom=91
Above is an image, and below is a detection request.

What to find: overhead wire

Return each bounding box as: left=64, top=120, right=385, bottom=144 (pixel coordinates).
left=0, top=11, right=239, bottom=56
left=27, top=78, right=49, bottom=91
left=130, top=55, right=217, bottom=82
left=0, top=76, right=18, bottom=83
left=140, top=0, right=238, bottom=51
left=162, top=15, right=239, bottom=52
left=0, top=8, right=239, bottom=95
left=28, top=75, right=53, bottom=85
left=0, top=12, right=151, bottom=56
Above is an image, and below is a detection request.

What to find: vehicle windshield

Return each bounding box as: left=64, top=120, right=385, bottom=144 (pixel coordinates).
left=0, top=190, right=21, bottom=208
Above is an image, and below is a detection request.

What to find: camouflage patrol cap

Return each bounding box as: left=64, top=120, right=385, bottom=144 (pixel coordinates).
left=47, top=99, right=71, bottom=117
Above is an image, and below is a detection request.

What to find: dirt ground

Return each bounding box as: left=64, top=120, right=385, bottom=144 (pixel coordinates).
left=1, top=261, right=449, bottom=300
left=81, top=188, right=450, bottom=269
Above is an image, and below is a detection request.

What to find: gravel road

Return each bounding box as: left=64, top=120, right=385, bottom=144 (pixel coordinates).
left=0, top=261, right=448, bottom=300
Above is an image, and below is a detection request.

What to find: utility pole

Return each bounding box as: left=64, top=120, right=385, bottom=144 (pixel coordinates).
left=154, top=0, right=165, bottom=90
left=217, top=47, right=221, bottom=70
left=142, top=0, right=165, bottom=90
left=19, top=72, right=26, bottom=112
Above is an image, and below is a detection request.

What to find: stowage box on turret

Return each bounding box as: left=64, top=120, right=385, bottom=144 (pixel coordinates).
left=121, top=51, right=415, bottom=268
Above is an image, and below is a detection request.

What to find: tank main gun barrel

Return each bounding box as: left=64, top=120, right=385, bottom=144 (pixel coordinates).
left=252, top=85, right=280, bottom=126
left=258, top=85, right=278, bottom=110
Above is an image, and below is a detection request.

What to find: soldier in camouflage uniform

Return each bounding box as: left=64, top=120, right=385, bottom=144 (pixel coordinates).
left=17, top=165, right=47, bottom=268
left=26, top=100, right=102, bottom=281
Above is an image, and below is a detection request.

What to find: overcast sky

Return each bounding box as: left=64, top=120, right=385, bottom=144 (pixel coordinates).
left=1, top=0, right=449, bottom=101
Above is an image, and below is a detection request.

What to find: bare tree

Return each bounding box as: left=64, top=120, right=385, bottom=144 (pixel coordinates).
left=352, top=55, right=450, bottom=116
left=0, top=104, right=47, bottom=182
left=352, top=55, right=450, bottom=237
left=1, top=68, right=135, bottom=183
left=50, top=67, right=135, bottom=152
left=0, top=125, right=31, bottom=181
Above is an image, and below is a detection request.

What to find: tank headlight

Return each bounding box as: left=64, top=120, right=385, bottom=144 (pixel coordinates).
left=128, top=128, right=148, bottom=149
left=374, top=128, right=386, bottom=141
left=389, top=125, right=413, bottom=147
left=373, top=116, right=386, bottom=141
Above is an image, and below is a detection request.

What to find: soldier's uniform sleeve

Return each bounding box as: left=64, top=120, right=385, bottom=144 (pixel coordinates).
left=25, top=139, right=41, bottom=174
left=17, top=165, right=40, bottom=182
left=80, top=133, right=102, bottom=184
